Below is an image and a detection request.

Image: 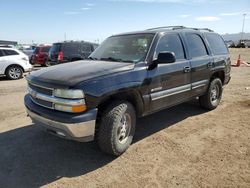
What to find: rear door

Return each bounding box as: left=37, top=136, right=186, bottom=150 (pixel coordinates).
left=203, top=32, right=231, bottom=84
left=147, top=33, right=192, bottom=112
left=184, top=33, right=212, bottom=96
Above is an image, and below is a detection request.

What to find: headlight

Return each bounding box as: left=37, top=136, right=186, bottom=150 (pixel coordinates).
left=53, top=89, right=84, bottom=99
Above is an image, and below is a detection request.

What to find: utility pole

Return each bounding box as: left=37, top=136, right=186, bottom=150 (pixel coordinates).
left=64, top=32, right=67, bottom=41
left=241, top=13, right=247, bottom=42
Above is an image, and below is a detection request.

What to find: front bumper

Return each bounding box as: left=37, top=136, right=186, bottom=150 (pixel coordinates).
left=224, top=73, right=231, bottom=85
left=25, top=95, right=97, bottom=142
left=24, top=64, right=33, bottom=72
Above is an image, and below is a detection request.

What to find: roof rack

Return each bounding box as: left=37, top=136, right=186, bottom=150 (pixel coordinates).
left=147, top=26, right=186, bottom=31
left=146, top=26, right=214, bottom=32
left=188, top=27, right=214, bottom=32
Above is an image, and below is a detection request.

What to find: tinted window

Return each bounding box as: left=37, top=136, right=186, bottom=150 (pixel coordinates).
left=156, top=34, right=185, bottom=60
left=41, top=47, right=51, bottom=53
left=0, top=50, right=4, bottom=57
left=3, top=50, right=19, bottom=56
left=50, top=43, right=61, bottom=53
left=63, top=43, right=79, bottom=53
left=186, top=34, right=208, bottom=58
left=204, top=33, right=228, bottom=55
left=34, top=47, right=40, bottom=54
left=82, top=44, right=92, bottom=52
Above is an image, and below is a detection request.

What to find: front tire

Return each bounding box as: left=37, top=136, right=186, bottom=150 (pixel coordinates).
left=97, top=101, right=136, bottom=156
left=199, top=78, right=223, bottom=110
left=6, top=66, right=23, bottom=80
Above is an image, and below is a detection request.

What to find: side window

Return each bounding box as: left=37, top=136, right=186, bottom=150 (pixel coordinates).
left=204, top=33, right=228, bottom=55
left=3, top=50, right=19, bottom=56
left=156, top=34, right=185, bottom=60
left=186, top=34, right=208, bottom=58
left=41, top=47, right=50, bottom=53
left=82, top=44, right=92, bottom=53
left=63, top=43, right=76, bottom=53
left=0, top=50, right=4, bottom=57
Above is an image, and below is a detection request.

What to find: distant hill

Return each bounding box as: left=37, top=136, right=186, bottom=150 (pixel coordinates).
left=222, top=33, right=250, bottom=42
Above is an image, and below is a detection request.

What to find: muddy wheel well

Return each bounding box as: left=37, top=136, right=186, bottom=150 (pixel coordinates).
left=97, top=91, right=143, bottom=121
left=211, top=71, right=225, bottom=85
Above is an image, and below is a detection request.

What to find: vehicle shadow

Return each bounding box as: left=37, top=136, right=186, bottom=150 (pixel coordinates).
left=0, top=100, right=206, bottom=188
left=0, top=76, right=8, bottom=81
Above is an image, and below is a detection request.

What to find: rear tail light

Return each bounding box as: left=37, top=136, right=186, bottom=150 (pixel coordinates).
left=58, top=51, right=63, bottom=61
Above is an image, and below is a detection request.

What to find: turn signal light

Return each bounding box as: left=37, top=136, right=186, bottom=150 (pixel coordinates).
left=72, top=105, right=87, bottom=113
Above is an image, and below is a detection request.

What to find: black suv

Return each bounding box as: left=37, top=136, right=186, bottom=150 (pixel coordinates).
left=48, top=41, right=98, bottom=65
left=25, top=26, right=231, bottom=156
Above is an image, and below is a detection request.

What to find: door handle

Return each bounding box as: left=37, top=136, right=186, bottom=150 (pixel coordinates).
left=183, top=66, right=191, bottom=73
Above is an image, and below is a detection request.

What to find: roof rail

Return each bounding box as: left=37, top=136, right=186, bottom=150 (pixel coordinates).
left=146, top=26, right=214, bottom=32
left=188, top=27, right=214, bottom=32
left=146, top=26, right=186, bottom=31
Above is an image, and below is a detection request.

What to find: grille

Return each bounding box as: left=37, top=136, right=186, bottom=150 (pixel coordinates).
left=28, top=82, right=53, bottom=96
left=28, top=81, right=54, bottom=109
left=30, top=96, right=53, bottom=108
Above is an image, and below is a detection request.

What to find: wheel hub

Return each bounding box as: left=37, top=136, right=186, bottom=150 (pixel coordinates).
left=9, top=68, right=21, bottom=79
left=211, top=85, right=219, bottom=102
left=117, top=113, right=131, bottom=144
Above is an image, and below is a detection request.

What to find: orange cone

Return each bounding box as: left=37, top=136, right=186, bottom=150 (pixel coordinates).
left=236, top=54, right=241, bottom=67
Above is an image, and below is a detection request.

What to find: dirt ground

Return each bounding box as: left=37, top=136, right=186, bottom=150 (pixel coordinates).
left=0, top=49, right=249, bottom=188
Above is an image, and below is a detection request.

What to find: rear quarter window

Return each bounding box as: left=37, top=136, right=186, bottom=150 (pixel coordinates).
left=204, top=33, right=228, bottom=55
left=81, top=44, right=92, bottom=53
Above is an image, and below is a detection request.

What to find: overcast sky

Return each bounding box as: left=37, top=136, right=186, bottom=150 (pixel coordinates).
left=0, top=0, right=249, bottom=44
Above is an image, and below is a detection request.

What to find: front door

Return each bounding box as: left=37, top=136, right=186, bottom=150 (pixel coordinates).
left=147, top=33, right=192, bottom=112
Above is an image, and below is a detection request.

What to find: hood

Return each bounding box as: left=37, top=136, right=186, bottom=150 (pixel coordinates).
left=28, top=60, right=134, bottom=87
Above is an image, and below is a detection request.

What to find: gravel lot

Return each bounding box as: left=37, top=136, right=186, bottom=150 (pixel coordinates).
left=0, top=49, right=250, bottom=188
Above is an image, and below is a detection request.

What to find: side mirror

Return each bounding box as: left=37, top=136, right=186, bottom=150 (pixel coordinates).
left=156, top=51, right=176, bottom=64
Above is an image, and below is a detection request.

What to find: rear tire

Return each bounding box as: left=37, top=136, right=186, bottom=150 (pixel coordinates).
left=6, top=66, right=23, bottom=80
left=199, top=78, right=222, bottom=110
left=44, top=60, right=51, bottom=67
left=97, top=101, right=136, bottom=156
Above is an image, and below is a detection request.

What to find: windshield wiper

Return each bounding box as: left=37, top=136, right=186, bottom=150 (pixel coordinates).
left=100, top=57, right=134, bottom=63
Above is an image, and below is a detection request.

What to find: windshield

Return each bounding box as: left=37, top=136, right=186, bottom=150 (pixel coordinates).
left=90, top=34, right=154, bottom=63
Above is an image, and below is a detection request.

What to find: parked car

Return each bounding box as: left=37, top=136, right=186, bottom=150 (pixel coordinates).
left=21, top=46, right=35, bottom=59
left=0, top=47, right=32, bottom=79
left=25, top=26, right=231, bottom=156
left=48, top=41, right=98, bottom=65
left=30, top=45, right=51, bottom=66
left=244, top=40, right=250, bottom=48
left=225, top=40, right=235, bottom=48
